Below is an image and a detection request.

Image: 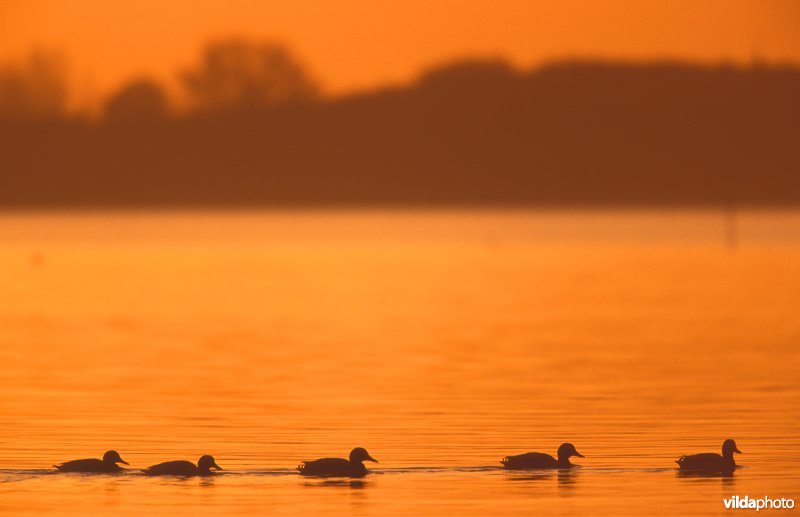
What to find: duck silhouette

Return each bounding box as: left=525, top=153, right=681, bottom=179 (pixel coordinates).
left=143, top=455, right=223, bottom=476
left=298, top=447, right=378, bottom=478
left=676, top=439, right=741, bottom=475
left=54, top=450, right=129, bottom=473
left=502, top=443, right=584, bottom=469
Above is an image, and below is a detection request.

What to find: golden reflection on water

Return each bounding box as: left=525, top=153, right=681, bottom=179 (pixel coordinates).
left=0, top=210, right=798, bottom=515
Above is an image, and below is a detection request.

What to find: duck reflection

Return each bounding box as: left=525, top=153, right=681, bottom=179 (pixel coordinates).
left=505, top=467, right=579, bottom=485
left=301, top=478, right=369, bottom=489
left=557, top=468, right=578, bottom=489
left=199, top=476, right=218, bottom=488
left=676, top=469, right=738, bottom=483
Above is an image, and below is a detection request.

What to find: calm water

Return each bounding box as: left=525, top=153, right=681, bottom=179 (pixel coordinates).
left=0, top=210, right=798, bottom=515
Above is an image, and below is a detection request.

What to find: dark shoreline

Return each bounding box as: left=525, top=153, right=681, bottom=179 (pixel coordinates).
left=3, top=60, right=799, bottom=209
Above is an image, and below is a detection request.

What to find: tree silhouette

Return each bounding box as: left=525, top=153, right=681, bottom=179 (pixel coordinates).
left=181, top=39, right=319, bottom=113
left=416, top=58, right=517, bottom=89
left=0, top=50, right=68, bottom=120
left=103, top=78, right=170, bottom=122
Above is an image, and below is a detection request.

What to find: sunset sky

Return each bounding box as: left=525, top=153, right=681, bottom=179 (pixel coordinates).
left=1, top=0, right=799, bottom=107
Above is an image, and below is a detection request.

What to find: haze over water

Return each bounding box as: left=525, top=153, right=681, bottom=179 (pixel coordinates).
left=1, top=210, right=798, bottom=515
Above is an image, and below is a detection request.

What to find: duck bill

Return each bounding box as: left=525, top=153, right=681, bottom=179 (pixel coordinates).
left=213, top=463, right=224, bottom=470
left=366, top=455, right=379, bottom=463
left=119, top=458, right=130, bottom=465
left=735, top=448, right=742, bottom=454
left=573, top=451, right=585, bottom=458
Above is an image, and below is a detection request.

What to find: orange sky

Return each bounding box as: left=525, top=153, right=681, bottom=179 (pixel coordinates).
left=1, top=0, right=799, bottom=108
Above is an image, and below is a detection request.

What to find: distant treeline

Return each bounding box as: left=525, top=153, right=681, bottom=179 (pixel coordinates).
left=1, top=40, right=799, bottom=208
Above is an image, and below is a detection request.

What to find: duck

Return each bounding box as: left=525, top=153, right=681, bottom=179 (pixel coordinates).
left=298, top=447, right=378, bottom=477
left=143, top=455, right=223, bottom=476
left=54, top=450, right=129, bottom=473
left=676, top=439, right=741, bottom=474
left=502, top=443, right=584, bottom=469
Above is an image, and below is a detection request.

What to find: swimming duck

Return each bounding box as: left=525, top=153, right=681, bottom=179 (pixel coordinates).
left=502, top=443, right=584, bottom=469
left=54, top=450, right=129, bottom=473
left=143, top=455, right=223, bottom=476
left=676, top=439, right=741, bottom=474
left=298, top=447, right=378, bottom=477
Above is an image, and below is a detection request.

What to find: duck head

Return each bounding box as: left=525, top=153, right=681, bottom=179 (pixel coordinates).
left=103, top=450, right=129, bottom=465
left=557, top=443, right=585, bottom=462
left=198, top=455, right=223, bottom=472
left=349, top=447, right=378, bottom=464
left=722, top=439, right=742, bottom=457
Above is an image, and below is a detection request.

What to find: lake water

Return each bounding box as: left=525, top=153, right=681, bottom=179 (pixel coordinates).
left=1, top=210, right=798, bottom=515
